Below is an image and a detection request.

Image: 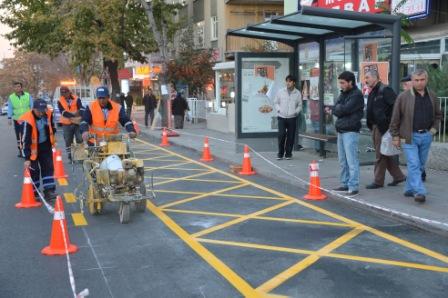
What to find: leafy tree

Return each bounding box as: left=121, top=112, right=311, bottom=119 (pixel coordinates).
left=0, top=0, right=181, bottom=97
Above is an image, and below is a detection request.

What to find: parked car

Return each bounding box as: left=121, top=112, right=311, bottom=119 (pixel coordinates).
left=1, top=102, right=8, bottom=116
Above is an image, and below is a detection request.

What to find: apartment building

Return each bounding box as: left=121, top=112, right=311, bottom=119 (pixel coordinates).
left=178, top=0, right=287, bottom=61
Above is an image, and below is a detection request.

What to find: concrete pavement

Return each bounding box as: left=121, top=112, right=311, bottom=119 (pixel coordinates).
left=134, top=116, right=448, bottom=235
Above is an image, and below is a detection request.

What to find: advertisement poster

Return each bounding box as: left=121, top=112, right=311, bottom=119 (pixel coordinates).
left=241, top=57, right=290, bottom=133
left=391, top=0, right=430, bottom=19
left=317, top=0, right=388, bottom=13
left=359, top=61, right=390, bottom=86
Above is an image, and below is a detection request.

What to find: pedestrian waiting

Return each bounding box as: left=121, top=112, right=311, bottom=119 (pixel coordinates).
left=326, top=71, right=364, bottom=197
left=143, top=88, right=157, bottom=128
left=389, top=69, right=442, bottom=203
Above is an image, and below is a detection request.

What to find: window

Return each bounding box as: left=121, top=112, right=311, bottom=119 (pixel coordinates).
left=194, top=21, right=205, bottom=49
left=211, top=16, right=218, bottom=41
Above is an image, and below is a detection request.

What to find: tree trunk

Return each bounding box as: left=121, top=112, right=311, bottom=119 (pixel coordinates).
left=104, top=59, right=120, bottom=100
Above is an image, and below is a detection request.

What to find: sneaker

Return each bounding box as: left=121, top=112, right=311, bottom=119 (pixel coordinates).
left=387, top=177, right=406, bottom=186
left=276, top=156, right=283, bottom=160
left=404, top=190, right=414, bottom=197
left=346, top=190, right=359, bottom=197
left=285, top=156, right=292, bottom=160
left=366, top=183, right=383, bottom=189
left=414, top=194, right=426, bottom=203
left=333, top=186, right=348, bottom=192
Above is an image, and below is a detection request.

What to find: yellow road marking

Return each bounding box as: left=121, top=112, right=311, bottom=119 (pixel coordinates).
left=133, top=148, right=164, bottom=154
left=164, top=208, right=352, bottom=228
left=154, top=189, right=286, bottom=200
left=71, top=213, right=88, bottom=226
left=141, top=154, right=177, bottom=161
left=145, top=167, right=207, bottom=172
left=64, top=192, right=76, bottom=203
left=152, top=170, right=215, bottom=187
left=191, top=200, right=295, bottom=238
left=257, top=228, right=364, bottom=293
left=197, top=238, right=448, bottom=274
left=144, top=161, right=194, bottom=171
left=151, top=176, right=240, bottom=184
left=58, top=178, right=68, bottom=186
left=159, top=183, right=249, bottom=209
left=145, top=200, right=260, bottom=297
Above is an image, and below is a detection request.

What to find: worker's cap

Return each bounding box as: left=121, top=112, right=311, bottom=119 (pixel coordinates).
left=96, top=86, right=110, bottom=98
left=400, top=75, right=411, bottom=82
left=33, top=99, right=48, bottom=112
left=60, top=86, right=70, bottom=93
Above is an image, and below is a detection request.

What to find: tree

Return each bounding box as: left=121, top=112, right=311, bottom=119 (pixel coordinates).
left=0, top=0, right=178, bottom=97
left=0, top=51, right=72, bottom=100
left=167, top=25, right=215, bottom=97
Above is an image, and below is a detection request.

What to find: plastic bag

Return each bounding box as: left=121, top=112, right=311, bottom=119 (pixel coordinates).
left=380, top=130, right=401, bottom=156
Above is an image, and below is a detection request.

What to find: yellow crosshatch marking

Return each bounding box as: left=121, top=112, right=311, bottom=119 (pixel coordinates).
left=64, top=192, right=76, bottom=203
left=132, top=138, right=448, bottom=297
left=152, top=171, right=216, bottom=187
left=152, top=176, right=241, bottom=184
left=71, top=212, right=88, bottom=226
left=58, top=178, right=68, bottom=186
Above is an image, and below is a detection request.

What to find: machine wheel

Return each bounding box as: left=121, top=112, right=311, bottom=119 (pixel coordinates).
left=87, top=186, right=103, bottom=215
left=119, top=202, right=131, bottom=224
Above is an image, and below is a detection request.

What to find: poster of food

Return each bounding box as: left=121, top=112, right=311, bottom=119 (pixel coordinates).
left=241, top=57, right=290, bottom=133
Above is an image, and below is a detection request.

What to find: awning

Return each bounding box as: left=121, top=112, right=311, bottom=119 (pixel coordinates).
left=228, top=6, right=401, bottom=45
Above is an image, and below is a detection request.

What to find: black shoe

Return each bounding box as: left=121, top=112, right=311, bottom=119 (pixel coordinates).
left=388, top=177, right=406, bottom=186
left=17, top=153, right=23, bottom=158
left=346, top=190, right=359, bottom=197
left=422, top=171, right=426, bottom=182
left=277, top=154, right=283, bottom=160
left=366, top=183, right=383, bottom=189
left=44, top=189, right=57, bottom=201
left=333, top=186, right=349, bottom=192
left=414, top=194, right=426, bottom=203
left=285, top=156, right=292, bottom=160
left=404, top=190, right=414, bottom=197
left=297, top=145, right=304, bottom=151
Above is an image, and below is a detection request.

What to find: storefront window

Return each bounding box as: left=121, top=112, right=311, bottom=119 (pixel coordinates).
left=214, top=69, right=235, bottom=113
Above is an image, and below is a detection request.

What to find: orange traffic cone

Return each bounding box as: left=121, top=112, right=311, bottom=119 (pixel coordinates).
left=15, top=168, right=42, bottom=208
left=160, top=128, right=170, bottom=147
left=41, top=196, right=78, bottom=256
left=239, top=145, right=256, bottom=175
left=52, top=147, right=57, bottom=165
left=53, top=150, right=68, bottom=179
left=304, top=160, right=327, bottom=200
left=200, top=137, right=213, bottom=162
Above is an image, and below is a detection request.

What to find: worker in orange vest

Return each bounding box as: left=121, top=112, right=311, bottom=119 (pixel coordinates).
left=57, top=86, right=84, bottom=161
left=20, top=99, right=57, bottom=201
left=80, top=86, right=136, bottom=143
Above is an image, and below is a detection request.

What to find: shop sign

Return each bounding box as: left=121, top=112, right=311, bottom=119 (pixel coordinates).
left=317, top=0, right=388, bottom=13
left=135, top=65, right=151, bottom=76
left=391, top=0, right=429, bottom=19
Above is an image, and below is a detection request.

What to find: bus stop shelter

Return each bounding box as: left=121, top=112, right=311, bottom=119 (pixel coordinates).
left=227, top=6, right=402, bottom=156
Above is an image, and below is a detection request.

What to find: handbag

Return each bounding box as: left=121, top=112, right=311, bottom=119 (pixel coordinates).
left=380, top=130, right=401, bottom=156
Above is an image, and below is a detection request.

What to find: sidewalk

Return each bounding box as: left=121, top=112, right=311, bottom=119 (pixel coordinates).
left=134, top=115, right=448, bottom=235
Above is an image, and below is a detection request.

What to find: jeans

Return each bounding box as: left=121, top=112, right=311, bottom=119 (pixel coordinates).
left=402, top=132, right=432, bottom=196
left=337, top=132, right=360, bottom=192
left=63, top=124, right=82, bottom=156
left=145, top=109, right=155, bottom=127
left=278, top=116, right=297, bottom=158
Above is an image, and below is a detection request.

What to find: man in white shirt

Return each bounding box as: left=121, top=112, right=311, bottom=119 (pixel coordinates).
left=274, top=75, right=302, bottom=160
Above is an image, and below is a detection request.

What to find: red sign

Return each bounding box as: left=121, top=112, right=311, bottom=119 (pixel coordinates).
left=317, top=0, right=389, bottom=13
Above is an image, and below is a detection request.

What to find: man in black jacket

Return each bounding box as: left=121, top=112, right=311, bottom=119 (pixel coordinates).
left=171, top=90, right=189, bottom=129
left=365, top=70, right=406, bottom=189
left=143, top=88, right=157, bottom=127
left=325, top=71, right=364, bottom=196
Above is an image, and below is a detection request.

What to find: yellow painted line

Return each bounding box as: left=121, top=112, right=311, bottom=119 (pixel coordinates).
left=64, top=192, right=77, bottom=203
left=135, top=139, right=448, bottom=276
left=159, top=183, right=249, bottom=209
left=164, top=208, right=352, bottom=228
left=145, top=167, right=208, bottom=172
left=144, top=161, right=195, bottom=172
left=58, top=178, right=68, bottom=186
left=256, top=228, right=364, bottom=293
left=145, top=159, right=185, bottom=162
left=191, top=200, right=295, bottom=238
left=154, top=189, right=286, bottom=201
left=152, top=170, right=215, bottom=187
left=71, top=212, right=88, bottom=226
left=198, top=238, right=448, bottom=274
left=145, top=200, right=260, bottom=297
left=151, top=176, right=240, bottom=184
left=133, top=148, right=164, bottom=154
left=154, top=189, right=205, bottom=195
left=141, top=154, right=177, bottom=161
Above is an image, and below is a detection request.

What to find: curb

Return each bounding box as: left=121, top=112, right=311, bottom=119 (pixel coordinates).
left=138, top=129, right=448, bottom=236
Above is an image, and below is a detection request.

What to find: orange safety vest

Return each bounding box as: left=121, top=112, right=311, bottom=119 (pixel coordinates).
left=58, top=95, right=80, bottom=125
left=19, top=110, right=55, bottom=161
left=89, top=100, right=120, bottom=139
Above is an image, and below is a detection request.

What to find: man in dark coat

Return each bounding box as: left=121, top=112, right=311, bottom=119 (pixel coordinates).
left=365, top=70, right=406, bottom=189
left=171, top=91, right=189, bottom=129
left=143, top=88, right=157, bottom=127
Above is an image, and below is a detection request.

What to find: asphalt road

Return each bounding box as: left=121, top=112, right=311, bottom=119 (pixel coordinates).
left=1, top=115, right=448, bottom=298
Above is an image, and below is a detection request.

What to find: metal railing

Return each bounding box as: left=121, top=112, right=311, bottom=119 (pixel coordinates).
left=186, top=98, right=207, bottom=124
left=436, top=97, right=448, bottom=143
